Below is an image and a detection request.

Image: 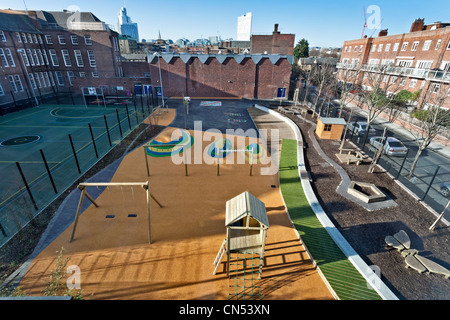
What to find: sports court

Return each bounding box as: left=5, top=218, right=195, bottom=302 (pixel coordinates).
left=14, top=99, right=335, bottom=300
left=0, top=101, right=152, bottom=246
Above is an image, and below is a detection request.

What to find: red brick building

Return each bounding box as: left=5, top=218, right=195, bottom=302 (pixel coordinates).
left=337, top=18, right=450, bottom=109
left=0, top=9, right=122, bottom=113
left=251, top=24, right=295, bottom=55
left=147, top=53, right=293, bottom=100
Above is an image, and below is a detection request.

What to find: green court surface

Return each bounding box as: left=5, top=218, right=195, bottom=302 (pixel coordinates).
left=0, top=104, right=148, bottom=246
left=279, top=139, right=382, bottom=300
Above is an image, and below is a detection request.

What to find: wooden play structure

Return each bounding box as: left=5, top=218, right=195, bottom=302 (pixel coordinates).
left=315, top=117, right=347, bottom=140
left=69, top=181, right=162, bottom=244
left=213, top=191, right=270, bottom=300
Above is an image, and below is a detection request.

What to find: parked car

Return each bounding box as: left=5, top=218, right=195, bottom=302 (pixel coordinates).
left=441, top=182, right=450, bottom=197
left=369, top=136, right=408, bottom=156
left=348, top=121, right=376, bottom=136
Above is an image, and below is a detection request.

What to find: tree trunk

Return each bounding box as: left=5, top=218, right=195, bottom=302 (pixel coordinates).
left=408, top=148, right=423, bottom=179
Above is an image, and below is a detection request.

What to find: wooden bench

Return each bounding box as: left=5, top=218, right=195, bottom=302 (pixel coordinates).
left=339, top=148, right=356, bottom=155
left=278, top=106, right=294, bottom=115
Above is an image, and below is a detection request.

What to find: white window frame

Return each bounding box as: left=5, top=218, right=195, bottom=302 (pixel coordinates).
left=71, top=35, right=79, bottom=45
left=18, top=49, right=29, bottom=66
left=32, top=49, right=40, bottom=66
left=42, top=50, right=49, bottom=65
left=0, top=48, right=9, bottom=67
left=67, top=71, right=75, bottom=86
left=84, top=35, right=92, bottom=45
left=27, top=49, right=35, bottom=66
left=401, top=42, right=409, bottom=51
left=45, top=35, right=53, bottom=44
left=416, top=60, right=433, bottom=69
left=74, top=50, right=84, bottom=67
left=14, top=75, right=23, bottom=91
left=411, top=41, right=419, bottom=51
left=8, top=75, right=18, bottom=92
left=0, top=31, right=6, bottom=42
left=87, top=50, right=96, bottom=67
left=55, top=71, right=64, bottom=86
left=16, top=32, right=22, bottom=43
left=385, top=43, right=391, bottom=52
left=61, top=49, right=72, bottom=67
left=393, top=43, right=399, bottom=52
left=0, top=83, right=4, bottom=96
left=21, top=33, right=27, bottom=43
left=49, top=49, right=59, bottom=66
left=409, top=78, right=418, bottom=88
left=378, top=44, right=383, bottom=52
left=58, top=35, right=66, bottom=45
left=422, top=40, right=432, bottom=51
left=34, top=73, right=41, bottom=88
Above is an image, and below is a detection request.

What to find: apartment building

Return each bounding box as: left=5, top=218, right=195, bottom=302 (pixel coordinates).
left=337, top=18, right=450, bottom=109
left=0, top=9, right=122, bottom=113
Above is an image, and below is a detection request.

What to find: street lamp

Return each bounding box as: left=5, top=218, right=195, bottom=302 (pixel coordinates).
left=153, top=52, right=167, bottom=112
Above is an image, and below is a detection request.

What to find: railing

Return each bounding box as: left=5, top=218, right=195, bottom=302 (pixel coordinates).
left=337, top=63, right=450, bottom=83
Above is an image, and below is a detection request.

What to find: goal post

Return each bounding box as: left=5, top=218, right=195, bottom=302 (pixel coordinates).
left=69, top=181, right=162, bottom=244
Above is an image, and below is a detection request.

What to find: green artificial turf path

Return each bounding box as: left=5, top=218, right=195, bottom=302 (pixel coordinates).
left=278, top=139, right=382, bottom=300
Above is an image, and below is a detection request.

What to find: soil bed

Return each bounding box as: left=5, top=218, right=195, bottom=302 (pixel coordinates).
left=284, top=110, right=450, bottom=300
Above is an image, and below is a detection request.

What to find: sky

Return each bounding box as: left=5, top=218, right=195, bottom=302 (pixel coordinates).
left=1, top=0, right=449, bottom=47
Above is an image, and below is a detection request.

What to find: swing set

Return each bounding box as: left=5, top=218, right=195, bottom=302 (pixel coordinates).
left=69, top=181, right=163, bottom=244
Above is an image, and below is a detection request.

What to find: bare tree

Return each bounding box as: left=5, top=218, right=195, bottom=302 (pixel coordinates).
left=406, top=84, right=450, bottom=178
left=310, top=63, right=336, bottom=117
left=334, top=62, right=364, bottom=118
left=355, top=64, right=405, bottom=145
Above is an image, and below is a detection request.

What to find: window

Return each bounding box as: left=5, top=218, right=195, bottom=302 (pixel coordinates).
left=33, top=34, right=38, bottom=43
left=84, top=35, right=92, bottom=45
left=344, top=46, right=347, bottom=53
left=441, top=61, right=450, bottom=72
left=409, top=79, right=417, bottom=88
left=378, top=44, right=383, bottom=52
left=401, top=42, right=409, bottom=51
left=354, top=46, right=358, bottom=52
left=39, top=72, right=47, bottom=87
left=48, top=72, right=55, bottom=86
left=397, top=60, right=413, bottom=67
left=45, top=35, right=53, bottom=44
left=38, top=35, right=43, bottom=44
left=21, top=33, right=27, bottom=43
left=416, top=60, right=433, bottom=69
left=55, top=71, right=64, bottom=86
left=42, top=50, right=49, bottom=65
left=371, top=44, right=377, bottom=52
left=14, top=75, right=23, bottom=91
left=74, top=50, right=84, bottom=67
left=26, top=49, right=35, bottom=66
left=390, top=76, right=398, bottom=84
left=5, top=50, right=16, bottom=67
left=67, top=71, right=75, bottom=86
left=8, top=75, right=17, bottom=92
left=16, top=32, right=22, bottom=43
left=0, top=49, right=9, bottom=67
left=61, top=49, right=71, bottom=67
left=400, top=77, right=406, bottom=86
left=0, top=31, right=6, bottom=42
left=71, top=35, right=79, bottom=45
left=324, top=124, right=332, bottom=132
left=383, top=75, right=389, bottom=82
left=411, top=41, right=419, bottom=51
left=87, top=50, right=96, bottom=67
left=447, top=41, right=450, bottom=50
left=44, top=72, right=51, bottom=88
left=32, top=49, right=40, bottom=66
left=58, top=35, right=66, bottom=45
left=92, top=71, right=99, bottom=77
left=27, top=33, right=33, bottom=43
left=18, top=49, right=29, bottom=66
left=79, top=71, right=86, bottom=78
left=423, top=40, right=432, bottom=51
left=113, top=37, right=119, bottom=51
left=385, top=43, right=391, bottom=52
left=431, top=83, right=441, bottom=93
left=37, top=49, right=44, bottom=65
left=49, top=49, right=59, bottom=66
left=0, top=83, right=4, bottom=96
left=393, top=43, right=399, bottom=51
left=359, top=45, right=363, bottom=52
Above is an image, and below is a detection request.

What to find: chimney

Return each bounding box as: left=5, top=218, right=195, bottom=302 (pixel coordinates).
left=273, top=24, right=280, bottom=34
left=410, top=18, right=425, bottom=32
left=378, top=29, right=388, bottom=37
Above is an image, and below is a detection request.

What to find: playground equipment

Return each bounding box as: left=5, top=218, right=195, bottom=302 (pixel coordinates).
left=213, top=191, right=270, bottom=300
left=69, top=181, right=162, bottom=244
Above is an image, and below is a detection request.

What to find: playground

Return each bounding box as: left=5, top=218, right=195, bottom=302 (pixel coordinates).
left=13, top=99, right=335, bottom=300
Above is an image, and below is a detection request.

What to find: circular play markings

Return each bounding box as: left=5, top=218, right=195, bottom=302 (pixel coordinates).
left=50, top=107, right=113, bottom=119
left=0, top=135, right=42, bottom=147
left=146, top=130, right=194, bottom=157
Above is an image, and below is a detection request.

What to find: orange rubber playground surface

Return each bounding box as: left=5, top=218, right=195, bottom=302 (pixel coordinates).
left=17, top=107, right=334, bottom=300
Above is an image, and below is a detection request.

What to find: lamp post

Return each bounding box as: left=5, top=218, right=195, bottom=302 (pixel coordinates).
left=153, top=52, right=166, bottom=112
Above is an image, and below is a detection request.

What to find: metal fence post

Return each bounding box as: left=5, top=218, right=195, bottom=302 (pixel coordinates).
left=88, top=123, right=99, bottom=158
left=422, top=166, right=440, bottom=201
left=16, top=162, right=38, bottom=210
left=104, top=115, right=112, bottom=147
left=69, top=134, right=81, bottom=174
left=116, top=109, right=123, bottom=138
left=395, top=149, right=410, bottom=180
left=125, top=104, right=131, bottom=130
left=40, top=149, right=58, bottom=194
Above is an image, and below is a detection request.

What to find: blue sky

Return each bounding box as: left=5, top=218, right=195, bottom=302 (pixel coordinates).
left=1, top=0, right=449, bottom=47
